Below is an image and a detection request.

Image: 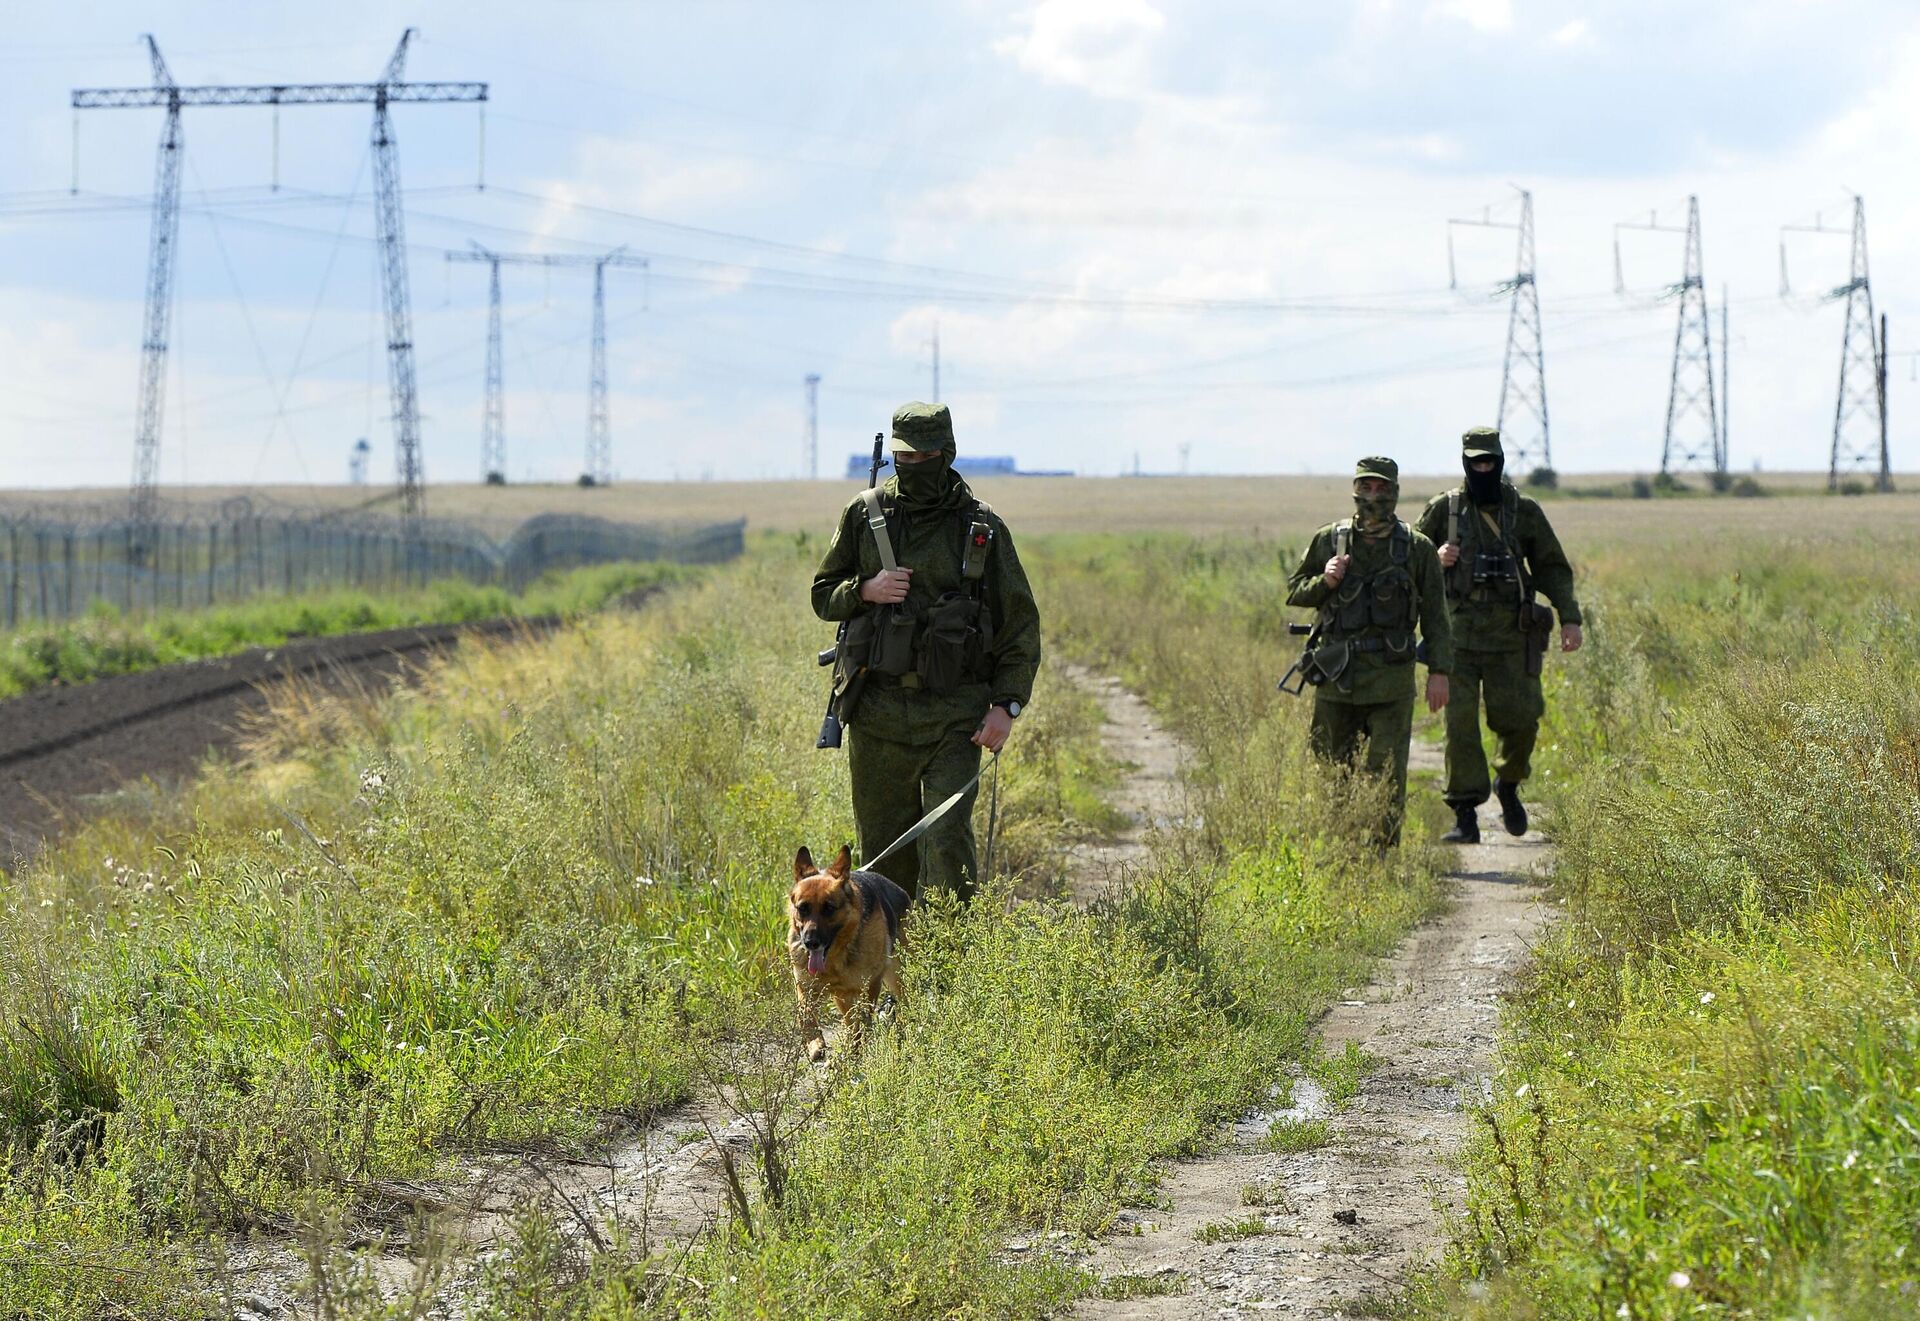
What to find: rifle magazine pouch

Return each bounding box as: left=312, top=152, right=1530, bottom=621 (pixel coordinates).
left=917, top=592, right=983, bottom=692
left=837, top=612, right=876, bottom=671
left=1302, top=639, right=1351, bottom=688
left=870, top=606, right=918, bottom=677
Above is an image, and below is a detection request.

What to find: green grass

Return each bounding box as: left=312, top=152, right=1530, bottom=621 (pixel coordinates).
left=0, top=558, right=693, bottom=699
left=1194, top=1215, right=1273, bottom=1244
left=0, top=531, right=1446, bottom=1318
left=1098, top=1270, right=1191, bottom=1300
left=1399, top=529, right=1920, bottom=1320
left=1263, top=1118, right=1333, bottom=1154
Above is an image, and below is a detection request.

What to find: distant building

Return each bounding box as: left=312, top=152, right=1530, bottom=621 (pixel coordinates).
left=842, top=454, right=1071, bottom=479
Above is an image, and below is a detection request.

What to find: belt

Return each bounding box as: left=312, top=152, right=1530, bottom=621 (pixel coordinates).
left=1324, top=633, right=1415, bottom=655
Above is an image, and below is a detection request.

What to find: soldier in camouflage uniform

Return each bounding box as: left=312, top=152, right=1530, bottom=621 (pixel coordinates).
left=811, top=402, right=1042, bottom=902
left=1414, top=427, right=1583, bottom=843
left=1286, top=456, right=1452, bottom=847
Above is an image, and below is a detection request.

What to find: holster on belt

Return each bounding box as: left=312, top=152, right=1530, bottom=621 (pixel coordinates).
left=1519, top=600, right=1555, bottom=678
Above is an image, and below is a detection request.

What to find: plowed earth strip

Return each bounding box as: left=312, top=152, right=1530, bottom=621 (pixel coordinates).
left=0, top=617, right=550, bottom=859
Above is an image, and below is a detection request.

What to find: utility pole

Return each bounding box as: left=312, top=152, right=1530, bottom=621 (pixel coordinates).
left=1448, top=187, right=1550, bottom=475
left=1728, top=286, right=1743, bottom=466
left=1782, top=196, right=1890, bottom=491
left=447, top=247, right=647, bottom=487
left=929, top=320, right=941, bottom=401
left=74, top=30, right=487, bottom=544
left=804, top=373, right=821, bottom=480
left=1878, top=312, right=1890, bottom=493
left=1618, top=196, right=1723, bottom=475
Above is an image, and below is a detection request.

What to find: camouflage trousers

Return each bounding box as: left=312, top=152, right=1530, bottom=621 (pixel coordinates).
left=1442, top=648, right=1545, bottom=807
left=1309, top=695, right=1413, bottom=847
left=847, top=723, right=983, bottom=903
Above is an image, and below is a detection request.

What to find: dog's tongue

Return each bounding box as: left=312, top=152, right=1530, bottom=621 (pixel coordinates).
left=806, top=949, right=826, bottom=975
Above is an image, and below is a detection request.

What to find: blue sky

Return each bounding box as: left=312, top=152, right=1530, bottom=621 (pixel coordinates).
left=2, top=0, right=1915, bottom=486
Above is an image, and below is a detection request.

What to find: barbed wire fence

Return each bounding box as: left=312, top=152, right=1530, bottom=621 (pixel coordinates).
left=0, top=497, right=744, bottom=628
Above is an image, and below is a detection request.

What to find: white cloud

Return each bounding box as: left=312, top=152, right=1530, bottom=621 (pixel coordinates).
left=1430, top=0, right=1513, bottom=34
left=528, top=139, right=758, bottom=241
left=994, top=0, right=1166, bottom=98
left=1549, top=17, right=1594, bottom=47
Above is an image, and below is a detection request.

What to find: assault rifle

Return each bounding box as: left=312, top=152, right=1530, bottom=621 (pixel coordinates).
left=816, top=433, right=889, bottom=749
left=1276, top=621, right=1317, bottom=695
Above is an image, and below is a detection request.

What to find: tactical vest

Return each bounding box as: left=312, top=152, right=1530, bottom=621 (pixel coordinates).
left=858, top=491, right=997, bottom=692
left=1445, top=488, right=1530, bottom=606
left=1319, top=519, right=1418, bottom=660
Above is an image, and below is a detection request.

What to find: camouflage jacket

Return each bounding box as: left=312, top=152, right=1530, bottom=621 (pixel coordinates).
left=811, top=472, right=1042, bottom=743
left=1414, top=484, right=1582, bottom=652
left=1286, top=519, right=1453, bottom=706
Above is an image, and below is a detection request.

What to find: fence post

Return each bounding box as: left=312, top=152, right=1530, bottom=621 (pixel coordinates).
left=35, top=526, right=49, bottom=622
left=4, top=520, right=17, bottom=629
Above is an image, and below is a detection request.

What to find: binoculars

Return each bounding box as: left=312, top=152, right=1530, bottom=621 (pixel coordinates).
left=1471, top=550, right=1518, bottom=585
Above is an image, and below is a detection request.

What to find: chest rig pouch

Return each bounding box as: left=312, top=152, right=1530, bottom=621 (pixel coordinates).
left=917, top=510, right=996, bottom=692
left=1319, top=520, right=1417, bottom=665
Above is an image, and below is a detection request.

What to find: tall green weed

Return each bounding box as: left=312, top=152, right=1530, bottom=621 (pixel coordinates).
left=1422, top=532, right=1920, bottom=1319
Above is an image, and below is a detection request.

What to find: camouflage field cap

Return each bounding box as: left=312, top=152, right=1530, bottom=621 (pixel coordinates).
left=890, top=401, right=955, bottom=454
left=1353, top=456, right=1400, bottom=484
left=1462, top=426, right=1503, bottom=459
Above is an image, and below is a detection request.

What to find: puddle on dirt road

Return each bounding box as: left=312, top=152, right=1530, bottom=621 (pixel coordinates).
left=1231, top=1075, right=1330, bottom=1146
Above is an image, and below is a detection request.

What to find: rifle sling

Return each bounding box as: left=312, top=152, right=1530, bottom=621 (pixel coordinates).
left=859, top=488, right=899, bottom=573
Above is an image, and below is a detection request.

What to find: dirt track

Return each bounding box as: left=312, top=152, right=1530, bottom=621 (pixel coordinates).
left=1074, top=735, right=1550, bottom=1319
left=0, top=618, right=547, bottom=860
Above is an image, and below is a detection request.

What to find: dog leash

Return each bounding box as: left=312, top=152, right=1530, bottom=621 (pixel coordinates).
left=862, top=748, right=1001, bottom=875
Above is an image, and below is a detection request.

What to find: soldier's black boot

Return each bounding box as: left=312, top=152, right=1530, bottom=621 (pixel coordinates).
left=1441, top=803, right=1480, bottom=844
left=1495, top=779, right=1528, bottom=837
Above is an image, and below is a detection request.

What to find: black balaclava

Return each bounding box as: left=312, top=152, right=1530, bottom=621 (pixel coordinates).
left=1465, top=455, right=1505, bottom=506
left=895, top=452, right=953, bottom=509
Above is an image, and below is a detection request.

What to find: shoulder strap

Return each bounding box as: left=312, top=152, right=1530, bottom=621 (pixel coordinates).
left=1391, top=520, right=1410, bottom=565
left=858, top=488, right=898, bottom=572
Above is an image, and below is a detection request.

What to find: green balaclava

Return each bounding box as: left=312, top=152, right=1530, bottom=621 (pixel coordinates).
left=1351, top=456, right=1400, bottom=536
left=889, top=401, right=956, bottom=508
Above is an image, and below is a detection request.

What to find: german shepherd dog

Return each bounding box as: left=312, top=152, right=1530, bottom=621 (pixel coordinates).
left=787, top=845, right=908, bottom=1062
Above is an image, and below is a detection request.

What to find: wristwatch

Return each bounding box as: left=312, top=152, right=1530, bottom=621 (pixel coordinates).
left=993, top=699, right=1023, bottom=719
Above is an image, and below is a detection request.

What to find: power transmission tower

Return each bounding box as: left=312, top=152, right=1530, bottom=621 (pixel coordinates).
left=586, top=257, right=612, bottom=486
left=1781, top=196, right=1891, bottom=491
left=349, top=437, right=370, bottom=485
left=73, top=30, right=487, bottom=543
left=447, top=247, right=647, bottom=486
left=467, top=246, right=506, bottom=483
left=1448, top=187, right=1550, bottom=474
left=1617, top=197, right=1723, bottom=475
left=804, top=373, right=821, bottom=479
left=929, top=320, right=941, bottom=401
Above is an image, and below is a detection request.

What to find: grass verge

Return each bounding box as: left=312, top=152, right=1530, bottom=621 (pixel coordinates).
left=0, top=558, right=693, bottom=700
left=1403, top=529, right=1920, bottom=1319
